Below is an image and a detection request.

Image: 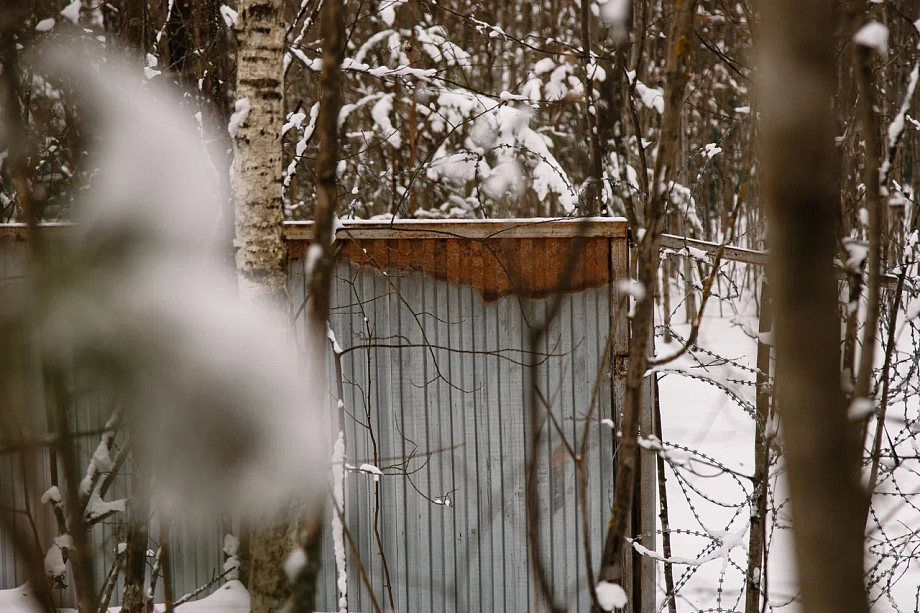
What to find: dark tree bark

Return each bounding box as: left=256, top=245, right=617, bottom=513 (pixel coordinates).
left=758, top=1, right=871, bottom=612
left=745, top=282, right=772, bottom=613
left=121, top=447, right=150, bottom=613
left=165, top=0, right=197, bottom=86
left=598, top=1, right=699, bottom=610
left=124, top=0, right=148, bottom=55
left=122, top=14, right=152, bottom=609
left=286, top=0, right=346, bottom=609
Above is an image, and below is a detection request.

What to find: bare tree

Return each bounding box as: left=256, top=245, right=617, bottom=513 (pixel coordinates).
left=758, top=2, right=871, bottom=613
left=598, top=1, right=699, bottom=608
left=286, top=0, right=347, bottom=610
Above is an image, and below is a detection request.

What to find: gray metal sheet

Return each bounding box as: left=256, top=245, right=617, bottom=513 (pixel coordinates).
left=0, top=235, right=619, bottom=612
left=317, top=257, right=615, bottom=612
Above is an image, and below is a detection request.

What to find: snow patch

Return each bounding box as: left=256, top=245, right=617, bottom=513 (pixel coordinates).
left=635, top=81, right=664, bottom=114
left=371, top=93, right=401, bottom=147
left=144, top=54, right=161, bottom=80
left=596, top=581, right=628, bottom=610
left=853, top=22, right=889, bottom=56
left=41, top=486, right=62, bottom=505
left=331, top=431, right=348, bottom=612
left=283, top=102, right=320, bottom=189
left=85, top=493, right=126, bottom=521
left=379, top=0, right=406, bottom=26
left=533, top=58, right=556, bottom=75
left=848, top=397, right=875, bottom=421
left=360, top=463, right=384, bottom=481
left=617, top=279, right=646, bottom=301
left=703, top=143, right=723, bottom=158
left=282, top=111, right=306, bottom=136
left=0, top=584, right=44, bottom=613
left=54, top=534, right=74, bottom=549
left=223, top=534, right=240, bottom=580
left=227, top=98, right=251, bottom=137
left=220, top=5, right=238, bottom=28
left=284, top=548, right=307, bottom=582
left=843, top=239, right=869, bottom=272
left=60, top=1, right=82, bottom=24
left=44, top=543, right=67, bottom=578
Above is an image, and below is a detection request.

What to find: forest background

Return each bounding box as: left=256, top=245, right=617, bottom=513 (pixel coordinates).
left=2, top=1, right=920, bottom=613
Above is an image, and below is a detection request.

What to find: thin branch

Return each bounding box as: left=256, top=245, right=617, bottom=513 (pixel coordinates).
left=867, top=265, right=908, bottom=494
left=172, top=567, right=236, bottom=607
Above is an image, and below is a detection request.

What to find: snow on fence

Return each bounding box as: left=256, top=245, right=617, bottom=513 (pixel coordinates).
left=0, top=219, right=657, bottom=612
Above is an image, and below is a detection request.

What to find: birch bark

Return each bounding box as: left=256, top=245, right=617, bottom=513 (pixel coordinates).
left=232, top=3, right=294, bottom=612
left=233, top=0, right=289, bottom=313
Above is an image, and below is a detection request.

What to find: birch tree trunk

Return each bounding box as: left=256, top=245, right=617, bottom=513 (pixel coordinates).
left=233, top=0, right=289, bottom=313
left=758, top=1, right=871, bottom=612
left=231, top=2, right=294, bottom=612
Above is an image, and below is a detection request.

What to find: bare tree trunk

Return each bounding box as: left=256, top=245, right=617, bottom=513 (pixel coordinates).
left=598, top=0, right=699, bottom=606
left=853, top=33, right=885, bottom=418
left=121, top=457, right=150, bottom=613
left=745, top=281, right=772, bottom=613
left=232, top=2, right=294, bottom=612
left=653, top=377, right=677, bottom=613
left=286, top=0, right=345, bottom=610
left=579, top=0, right=602, bottom=216
left=758, top=2, right=870, bottom=612
left=122, top=17, right=151, bottom=610
left=307, top=0, right=343, bottom=324
left=124, top=0, right=148, bottom=55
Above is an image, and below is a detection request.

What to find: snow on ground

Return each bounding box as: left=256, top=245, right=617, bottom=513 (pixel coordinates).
left=0, top=581, right=249, bottom=613
left=656, top=307, right=800, bottom=612
left=656, top=290, right=920, bottom=613
left=3, top=285, right=917, bottom=613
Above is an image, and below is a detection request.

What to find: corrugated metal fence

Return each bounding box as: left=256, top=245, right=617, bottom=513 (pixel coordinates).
left=0, top=219, right=650, bottom=612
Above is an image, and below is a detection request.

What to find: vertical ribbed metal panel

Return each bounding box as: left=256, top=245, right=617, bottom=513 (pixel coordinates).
left=0, top=240, right=223, bottom=607
left=1, top=227, right=622, bottom=612
left=317, top=251, right=615, bottom=612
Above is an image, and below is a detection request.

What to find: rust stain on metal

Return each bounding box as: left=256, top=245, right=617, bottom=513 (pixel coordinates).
left=323, top=236, right=613, bottom=301
left=288, top=239, right=308, bottom=259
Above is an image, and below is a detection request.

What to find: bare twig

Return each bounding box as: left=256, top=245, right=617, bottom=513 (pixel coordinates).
left=172, top=567, right=236, bottom=607
left=867, top=265, right=908, bottom=494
